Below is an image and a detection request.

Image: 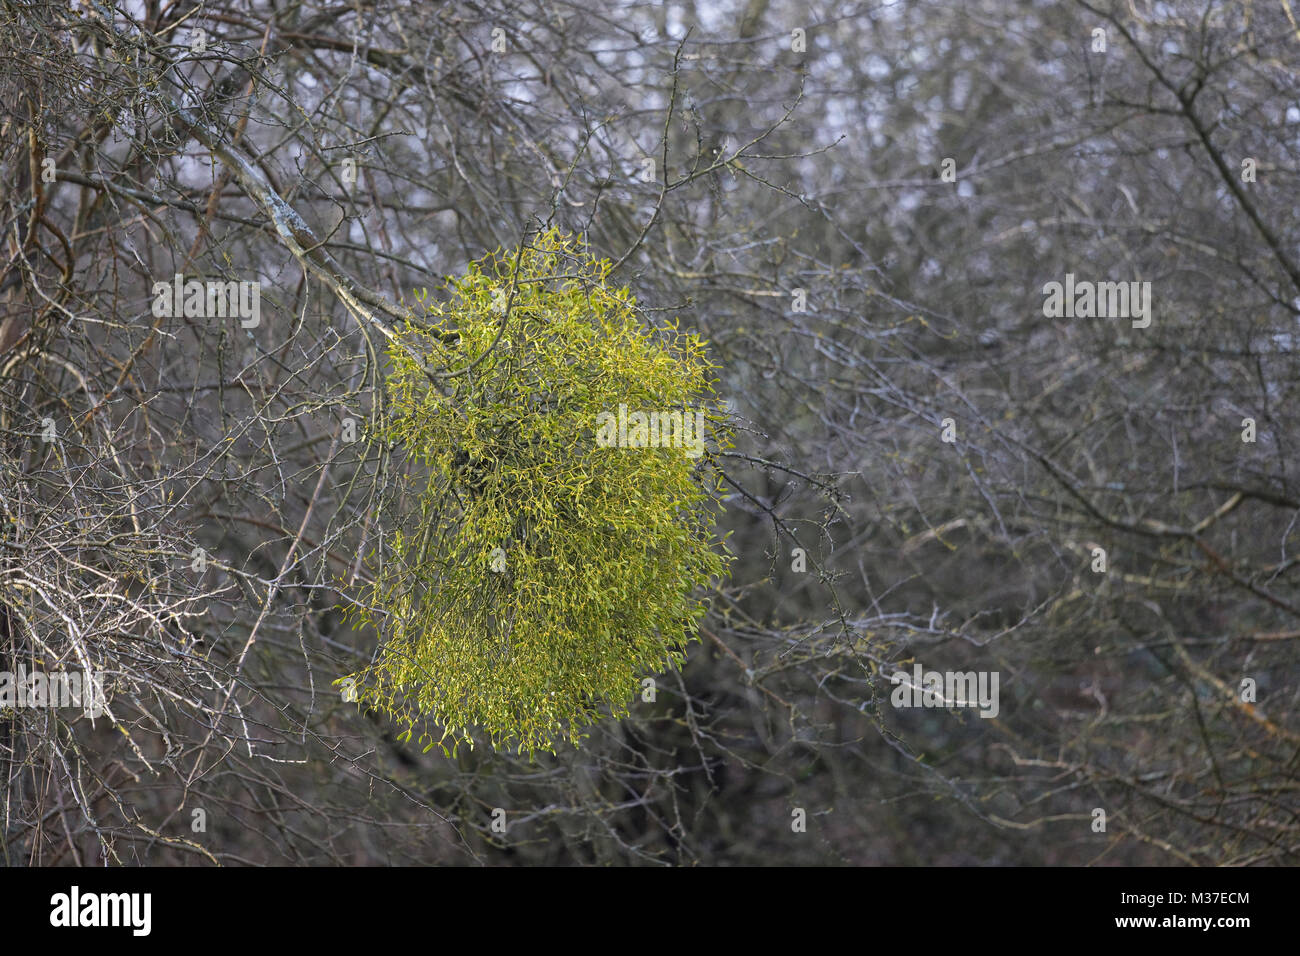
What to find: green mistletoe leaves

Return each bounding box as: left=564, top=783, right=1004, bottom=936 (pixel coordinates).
left=340, top=229, right=731, bottom=756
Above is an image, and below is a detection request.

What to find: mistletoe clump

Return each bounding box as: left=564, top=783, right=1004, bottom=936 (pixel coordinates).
left=341, top=229, right=730, bottom=755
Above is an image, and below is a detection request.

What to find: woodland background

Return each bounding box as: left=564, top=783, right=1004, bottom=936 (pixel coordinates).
left=1, top=0, right=1298, bottom=865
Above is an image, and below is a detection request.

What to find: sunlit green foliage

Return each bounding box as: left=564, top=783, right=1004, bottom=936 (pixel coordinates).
left=341, top=229, right=730, bottom=755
